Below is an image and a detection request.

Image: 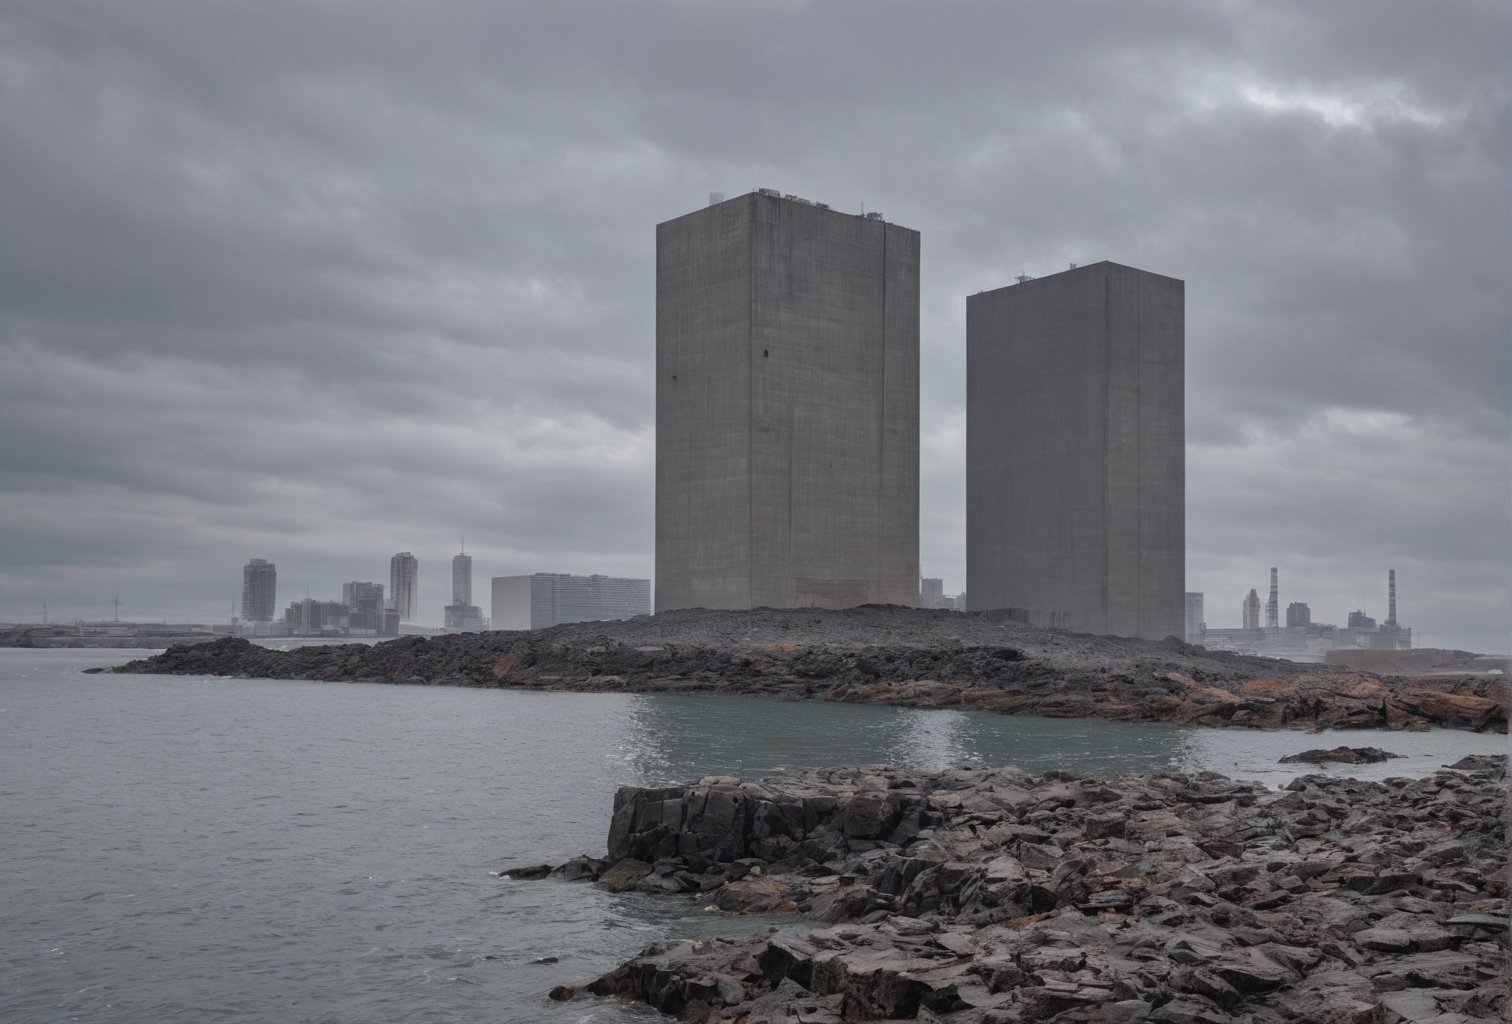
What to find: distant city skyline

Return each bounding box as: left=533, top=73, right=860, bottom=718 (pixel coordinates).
left=0, top=4, right=1504, bottom=653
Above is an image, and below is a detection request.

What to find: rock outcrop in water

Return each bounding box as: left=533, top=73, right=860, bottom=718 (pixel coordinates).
left=1277, top=746, right=1404, bottom=766
left=94, top=607, right=1507, bottom=733
left=535, top=757, right=1508, bottom=1023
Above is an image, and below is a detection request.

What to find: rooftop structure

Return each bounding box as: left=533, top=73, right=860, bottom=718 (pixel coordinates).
left=655, top=190, right=919, bottom=611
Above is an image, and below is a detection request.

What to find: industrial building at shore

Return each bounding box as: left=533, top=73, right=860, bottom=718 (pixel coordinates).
left=1190, top=569, right=1415, bottom=662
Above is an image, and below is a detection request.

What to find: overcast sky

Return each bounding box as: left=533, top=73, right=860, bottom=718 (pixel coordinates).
left=1, top=2, right=1507, bottom=652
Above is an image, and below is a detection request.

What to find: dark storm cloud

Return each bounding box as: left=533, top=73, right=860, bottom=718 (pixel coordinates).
left=0, top=2, right=1505, bottom=650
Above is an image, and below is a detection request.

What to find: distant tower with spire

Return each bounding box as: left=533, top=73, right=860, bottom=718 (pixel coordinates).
left=444, top=537, right=485, bottom=631
left=452, top=537, right=472, bottom=607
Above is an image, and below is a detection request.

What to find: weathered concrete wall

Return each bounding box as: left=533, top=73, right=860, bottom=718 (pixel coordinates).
left=656, top=194, right=919, bottom=611
left=966, top=261, right=1183, bottom=640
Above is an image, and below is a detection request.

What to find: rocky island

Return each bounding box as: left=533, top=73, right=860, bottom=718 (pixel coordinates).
left=95, top=607, right=1505, bottom=733
left=530, top=755, right=1508, bottom=1023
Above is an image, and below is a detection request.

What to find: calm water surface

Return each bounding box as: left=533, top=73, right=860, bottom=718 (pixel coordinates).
left=2, top=649, right=1504, bottom=1023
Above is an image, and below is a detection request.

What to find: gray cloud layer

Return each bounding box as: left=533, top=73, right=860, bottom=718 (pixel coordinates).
left=1, top=2, right=1506, bottom=651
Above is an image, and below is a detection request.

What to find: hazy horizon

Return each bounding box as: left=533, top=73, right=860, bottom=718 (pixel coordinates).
left=1, top=2, right=1506, bottom=653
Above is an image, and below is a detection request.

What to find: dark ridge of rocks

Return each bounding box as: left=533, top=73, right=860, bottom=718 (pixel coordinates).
left=528, top=757, right=1509, bottom=1023
left=90, top=606, right=1509, bottom=732
left=1277, top=746, right=1404, bottom=765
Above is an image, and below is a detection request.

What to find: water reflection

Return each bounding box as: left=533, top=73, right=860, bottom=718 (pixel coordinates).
left=611, top=693, right=1206, bottom=784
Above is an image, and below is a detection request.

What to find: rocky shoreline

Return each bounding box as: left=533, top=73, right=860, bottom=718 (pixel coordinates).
left=94, top=607, right=1506, bottom=733
left=526, top=755, right=1508, bottom=1023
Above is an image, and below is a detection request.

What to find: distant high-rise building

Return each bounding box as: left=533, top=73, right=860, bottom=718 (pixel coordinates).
left=655, top=190, right=920, bottom=612
left=1348, top=610, right=1376, bottom=630
left=452, top=549, right=472, bottom=607
left=492, top=573, right=651, bottom=631
left=443, top=604, right=486, bottom=631
left=284, top=598, right=349, bottom=635
left=920, top=578, right=945, bottom=609
left=967, top=262, right=1184, bottom=640
left=343, top=581, right=387, bottom=633
left=389, top=552, right=418, bottom=622
left=1265, top=567, right=1279, bottom=628
left=1286, top=601, right=1311, bottom=628
left=342, top=581, right=384, bottom=607
left=1184, top=592, right=1204, bottom=644
left=242, top=558, right=277, bottom=622
left=1242, top=589, right=1261, bottom=630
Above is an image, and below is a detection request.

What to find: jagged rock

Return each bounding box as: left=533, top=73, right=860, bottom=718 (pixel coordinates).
left=596, top=857, right=653, bottom=891
left=516, top=757, right=1510, bottom=1023
left=714, top=875, right=797, bottom=913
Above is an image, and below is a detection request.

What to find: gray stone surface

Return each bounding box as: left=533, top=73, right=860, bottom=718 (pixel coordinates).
left=967, top=262, right=1184, bottom=640
left=656, top=192, right=919, bottom=612
left=541, top=757, right=1508, bottom=1023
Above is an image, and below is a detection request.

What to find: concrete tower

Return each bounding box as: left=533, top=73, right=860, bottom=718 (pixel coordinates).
left=655, top=190, right=920, bottom=611
left=241, top=558, right=277, bottom=622
left=966, top=262, right=1184, bottom=639
left=1265, top=567, right=1279, bottom=628
left=389, top=551, right=418, bottom=622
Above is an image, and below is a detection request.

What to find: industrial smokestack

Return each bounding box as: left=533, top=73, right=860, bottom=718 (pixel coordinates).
left=1266, top=567, right=1279, bottom=628
left=1387, top=569, right=1397, bottom=625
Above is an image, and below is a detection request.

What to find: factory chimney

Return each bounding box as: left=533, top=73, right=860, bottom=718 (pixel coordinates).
left=1265, top=567, right=1279, bottom=628
left=1387, top=569, right=1397, bottom=626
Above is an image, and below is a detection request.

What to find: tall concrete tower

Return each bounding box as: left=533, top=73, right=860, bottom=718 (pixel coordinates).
left=389, top=551, right=418, bottom=622
left=655, top=190, right=919, bottom=611
left=1266, top=567, right=1279, bottom=628
left=241, top=558, right=277, bottom=622
left=966, top=262, right=1184, bottom=640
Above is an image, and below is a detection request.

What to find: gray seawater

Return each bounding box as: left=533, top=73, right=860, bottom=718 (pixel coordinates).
left=2, top=649, right=1505, bottom=1023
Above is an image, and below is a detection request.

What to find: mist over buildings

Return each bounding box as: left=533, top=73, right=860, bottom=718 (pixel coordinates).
left=0, top=2, right=1506, bottom=652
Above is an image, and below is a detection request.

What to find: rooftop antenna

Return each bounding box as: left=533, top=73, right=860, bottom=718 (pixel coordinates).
left=1015, top=273, right=1032, bottom=284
